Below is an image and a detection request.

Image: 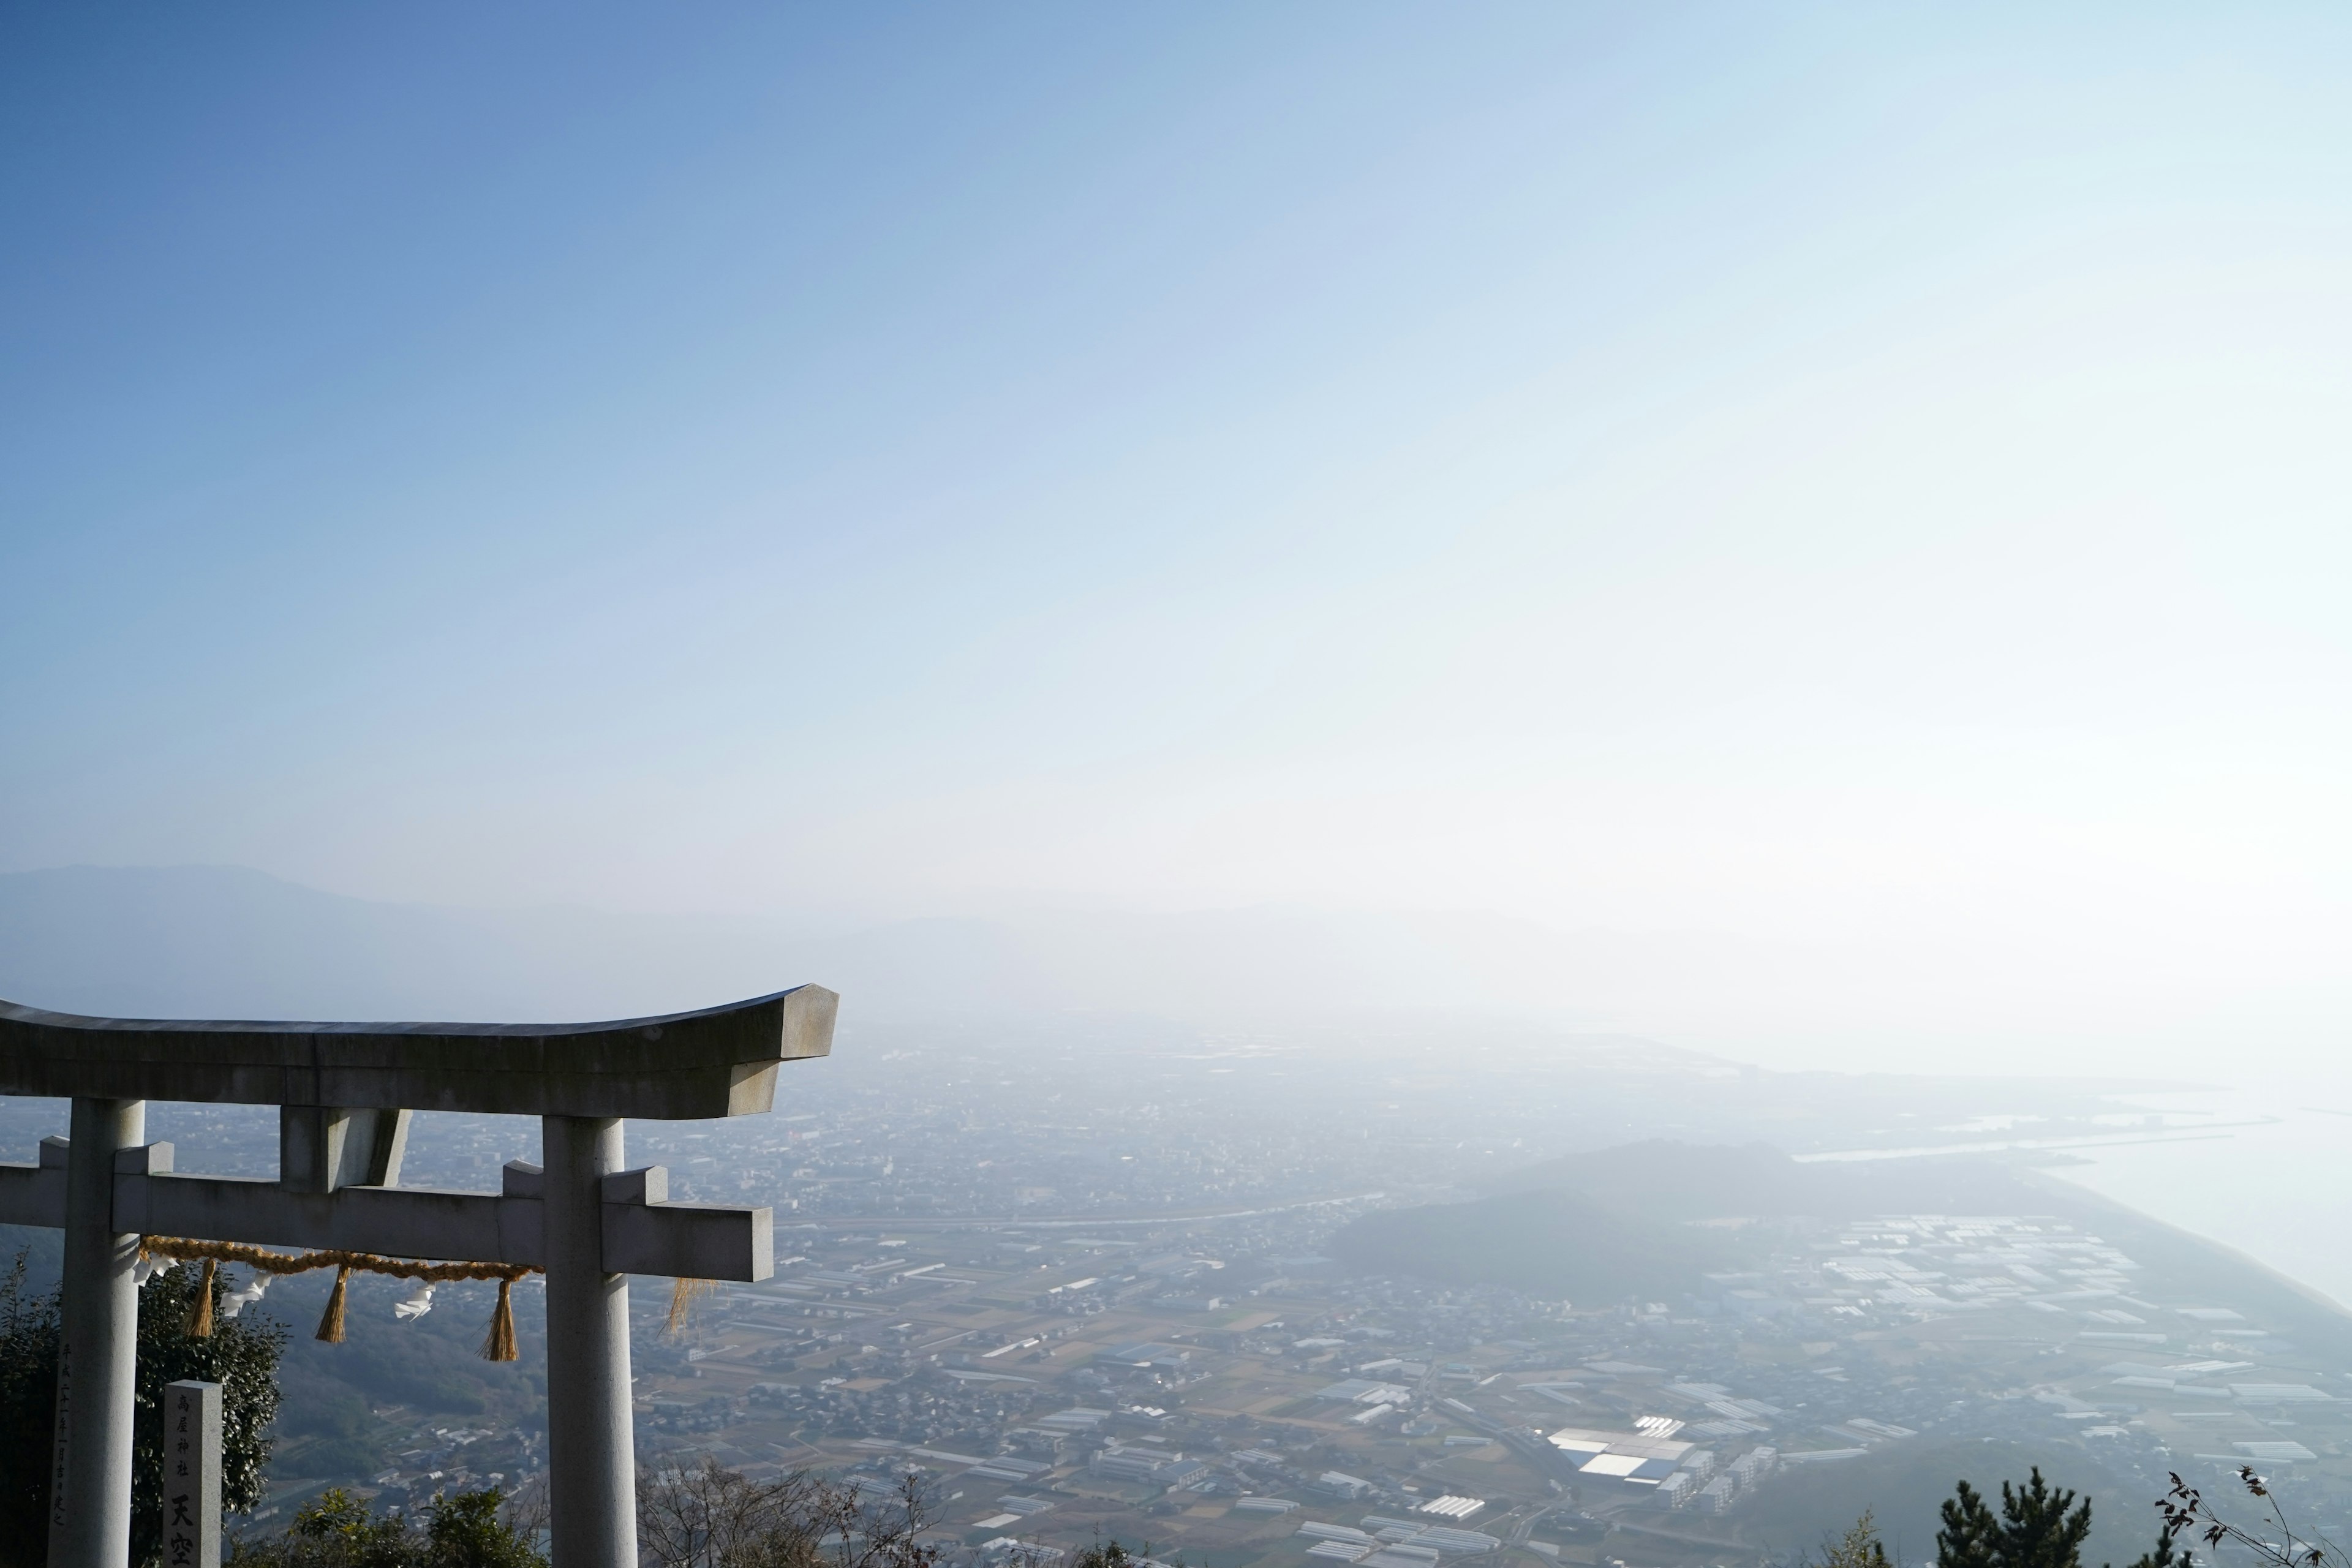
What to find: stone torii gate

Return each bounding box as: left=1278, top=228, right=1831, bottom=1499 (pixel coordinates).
left=0, top=984, right=838, bottom=1568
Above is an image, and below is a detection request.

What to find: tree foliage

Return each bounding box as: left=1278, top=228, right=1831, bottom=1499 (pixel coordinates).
left=0, top=1253, right=286, bottom=1568
left=1071, top=1543, right=1155, bottom=1568
left=1937, top=1471, right=2093, bottom=1568
left=1935, top=1469, right=2179, bottom=1568
left=1820, top=1512, right=1891, bottom=1568
left=134, top=1264, right=289, bottom=1565
left=0, top=1254, right=58, bottom=1566
left=228, top=1487, right=543, bottom=1568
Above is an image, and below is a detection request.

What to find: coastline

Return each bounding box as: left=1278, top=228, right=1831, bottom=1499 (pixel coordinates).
left=2020, top=1163, right=2352, bottom=1322
left=2032, top=1093, right=2352, bottom=1319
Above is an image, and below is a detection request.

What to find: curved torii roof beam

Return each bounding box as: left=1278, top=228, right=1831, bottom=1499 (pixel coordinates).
left=0, top=984, right=836, bottom=1120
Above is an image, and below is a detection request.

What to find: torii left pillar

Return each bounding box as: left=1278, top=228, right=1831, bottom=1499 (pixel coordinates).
left=50, top=1097, right=146, bottom=1568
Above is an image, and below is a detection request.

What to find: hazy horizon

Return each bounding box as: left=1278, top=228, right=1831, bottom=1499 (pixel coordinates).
left=0, top=860, right=2334, bottom=1092
left=20, top=858, right=2352, bottom=1315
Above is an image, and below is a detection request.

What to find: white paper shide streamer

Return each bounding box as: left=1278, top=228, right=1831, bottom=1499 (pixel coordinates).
left=219, top=1270, right=270, bottom=1319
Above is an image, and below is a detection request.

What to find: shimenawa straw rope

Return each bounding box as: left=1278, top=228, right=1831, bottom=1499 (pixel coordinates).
left=141, top=1237, right=538, bottom=1360
left=144, top=1236, right=717, bottom=1360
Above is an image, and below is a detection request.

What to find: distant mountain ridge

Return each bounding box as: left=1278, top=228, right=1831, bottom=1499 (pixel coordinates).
left=0, top=862, right=1710, bottom=1028
left=1328, top=1140, right=2048, bottom=1299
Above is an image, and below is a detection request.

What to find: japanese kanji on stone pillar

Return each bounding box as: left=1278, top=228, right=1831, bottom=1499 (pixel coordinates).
left=0, top=984, right=839, bottom=1568
left=162, top=1379, right=222, bottom=1568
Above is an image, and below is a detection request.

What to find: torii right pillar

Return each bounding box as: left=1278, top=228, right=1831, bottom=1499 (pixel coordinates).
left=544, top=1115, right=636, bottom=1568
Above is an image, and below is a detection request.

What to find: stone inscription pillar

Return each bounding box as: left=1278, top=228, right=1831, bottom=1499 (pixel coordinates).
left=50, top=1096, right=146, bottom=1568
left=162, top=1379, right=222, bottom=1568
left=543, top=1115, right=636, bottom=1568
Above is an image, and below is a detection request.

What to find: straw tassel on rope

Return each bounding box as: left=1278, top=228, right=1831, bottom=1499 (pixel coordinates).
left=481, top=1276, right=518, bottom=1362
left=315, top=1264, right=351, bottom=1343
left=183, top=1257, right=216, bottom=1338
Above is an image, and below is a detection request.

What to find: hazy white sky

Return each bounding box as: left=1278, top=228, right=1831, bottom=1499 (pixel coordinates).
left=4, top=4, right=2349, bottom=1074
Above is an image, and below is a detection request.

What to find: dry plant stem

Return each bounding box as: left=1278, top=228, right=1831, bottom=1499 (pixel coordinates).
left=665, top=1277, right=718, bottom=1338
left=2158, top=1468, right=2348, bottom=1568
left=635, top=1459, right=942, bottom=1568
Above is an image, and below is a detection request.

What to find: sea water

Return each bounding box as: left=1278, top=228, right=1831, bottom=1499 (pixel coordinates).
left=2040, top=1080, right=2352, bottom=1311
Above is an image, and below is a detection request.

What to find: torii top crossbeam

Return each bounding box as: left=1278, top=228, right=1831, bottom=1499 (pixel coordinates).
left=0, top=984, right=836, bottom=1118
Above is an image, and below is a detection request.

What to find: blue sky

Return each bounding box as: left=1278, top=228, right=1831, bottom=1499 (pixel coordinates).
left=6, top=4, right=2351, bottom=1070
